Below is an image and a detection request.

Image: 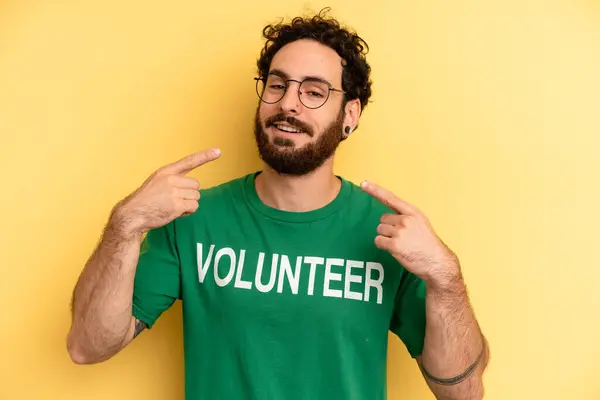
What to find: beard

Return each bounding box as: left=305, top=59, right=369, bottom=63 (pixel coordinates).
left=253, top=107, right=345, bottom=176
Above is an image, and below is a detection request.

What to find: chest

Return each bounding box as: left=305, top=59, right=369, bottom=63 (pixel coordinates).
left=176, top=214, right=403, bottom=333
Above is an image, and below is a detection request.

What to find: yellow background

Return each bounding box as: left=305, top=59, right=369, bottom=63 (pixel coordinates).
left=1, top=0, right=599, bottom=399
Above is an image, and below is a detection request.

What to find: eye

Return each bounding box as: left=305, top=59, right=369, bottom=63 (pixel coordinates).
left=307, top=91, right=324, bottom=98
left=269, top=85, right=285, bottom=90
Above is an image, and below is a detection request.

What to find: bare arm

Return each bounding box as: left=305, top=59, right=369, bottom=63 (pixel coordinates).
left=359, top=181, right=489, bottom=400
left=67, top=208, right=147, bottom=364
left=66, top=148, right=221, bottom=365
left=416, top=265, right=489, bottom=400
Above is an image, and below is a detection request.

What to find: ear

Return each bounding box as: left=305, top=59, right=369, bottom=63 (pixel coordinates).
left=342, top=98, right=361, bottom=139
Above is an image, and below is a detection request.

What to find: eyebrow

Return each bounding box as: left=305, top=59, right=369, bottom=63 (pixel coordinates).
left=268, top=69, right=333, bottom=87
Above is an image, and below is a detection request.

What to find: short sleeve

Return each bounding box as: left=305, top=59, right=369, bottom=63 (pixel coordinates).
left=389, top=270, right=427, bottom=358
left=132, top=222, right=181, bottom=328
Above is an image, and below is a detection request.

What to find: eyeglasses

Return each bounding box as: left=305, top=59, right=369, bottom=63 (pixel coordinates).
left=254, top=73, right=345, bottom=109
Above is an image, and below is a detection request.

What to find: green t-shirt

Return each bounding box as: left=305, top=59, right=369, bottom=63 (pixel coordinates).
left=132, top=171, right=427, bottom=400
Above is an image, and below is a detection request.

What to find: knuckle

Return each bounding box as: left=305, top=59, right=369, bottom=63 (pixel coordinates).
left=152, top=167, right=164, bottom=177
left=186, top=154, right=203, bottom=168
left=185, top=157, right=196, bottom=169
left=154, top=166, right=170, bottom=178
left=145, top=172, right=160, bottom=186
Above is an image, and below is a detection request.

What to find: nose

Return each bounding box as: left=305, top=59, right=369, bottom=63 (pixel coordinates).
left=278, top=82, right=302, bottom=115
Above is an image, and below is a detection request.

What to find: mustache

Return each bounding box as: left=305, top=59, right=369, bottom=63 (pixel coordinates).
left=265, top=114, right=313, bottom=137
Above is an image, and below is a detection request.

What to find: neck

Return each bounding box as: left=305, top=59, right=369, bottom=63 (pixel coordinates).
left=255, top=159, right=341, bottom=212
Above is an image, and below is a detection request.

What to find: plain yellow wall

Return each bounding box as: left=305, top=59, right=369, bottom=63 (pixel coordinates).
left=1, top=0, right=599, bottom=399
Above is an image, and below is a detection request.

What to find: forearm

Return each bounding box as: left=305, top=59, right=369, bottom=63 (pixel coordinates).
left=420, top=268, right=488, bottom=400
left=68, top=210, right=143, bottom=363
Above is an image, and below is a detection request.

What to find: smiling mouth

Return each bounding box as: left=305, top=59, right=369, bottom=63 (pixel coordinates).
left=273, top=123, right=305, bottom=134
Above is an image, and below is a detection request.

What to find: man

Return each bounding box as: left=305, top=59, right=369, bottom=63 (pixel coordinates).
left=67, top=9, right=489, bottom=400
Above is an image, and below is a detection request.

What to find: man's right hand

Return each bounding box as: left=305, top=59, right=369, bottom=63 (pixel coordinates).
left=112, top=148, right=222, bottom=236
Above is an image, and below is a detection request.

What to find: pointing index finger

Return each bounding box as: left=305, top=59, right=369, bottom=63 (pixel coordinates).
left=163, top=148, right=222, bottom=175
left=360, top=180, right=417, bottom=215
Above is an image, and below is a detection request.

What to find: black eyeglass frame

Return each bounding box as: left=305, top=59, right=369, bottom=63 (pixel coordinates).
left=254, top=74, right=346, bottom=109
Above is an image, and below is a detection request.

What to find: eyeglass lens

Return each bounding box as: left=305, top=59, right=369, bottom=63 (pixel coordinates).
left=256, top=75, right=331, bottom=109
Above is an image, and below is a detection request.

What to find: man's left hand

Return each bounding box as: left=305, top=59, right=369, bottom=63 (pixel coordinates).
left=360, top=180, right=461, bottom=289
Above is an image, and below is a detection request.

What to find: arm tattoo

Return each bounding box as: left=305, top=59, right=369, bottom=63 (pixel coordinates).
left=419, top=345, right=484, bottom=386
left=133, top=318, right=147, bottom=339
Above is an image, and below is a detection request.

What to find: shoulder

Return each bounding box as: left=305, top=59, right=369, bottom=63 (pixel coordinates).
left=173, top=172, right=256, bottom=228
left=198, top=172, right=255, bottom=202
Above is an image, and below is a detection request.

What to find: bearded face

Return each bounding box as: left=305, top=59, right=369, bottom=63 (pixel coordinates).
left=253, top=107, right=345, bottom=176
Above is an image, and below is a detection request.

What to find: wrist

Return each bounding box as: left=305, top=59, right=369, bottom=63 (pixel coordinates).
left=108, top=204, right=145, bottom=241
left=424, top=258, right=464, bottom=295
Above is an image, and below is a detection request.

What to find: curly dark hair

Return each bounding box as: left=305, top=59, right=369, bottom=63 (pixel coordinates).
left=257, top=8, right=372, bottom=112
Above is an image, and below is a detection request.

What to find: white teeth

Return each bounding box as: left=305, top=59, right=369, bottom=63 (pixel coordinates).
left=275, top=124, right=301, bottom=133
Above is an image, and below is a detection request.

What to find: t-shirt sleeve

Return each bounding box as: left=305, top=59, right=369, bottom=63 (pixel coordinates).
left=389, top=269, right=427, bottom=358
left=132, top=221, right=181, bottom=329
